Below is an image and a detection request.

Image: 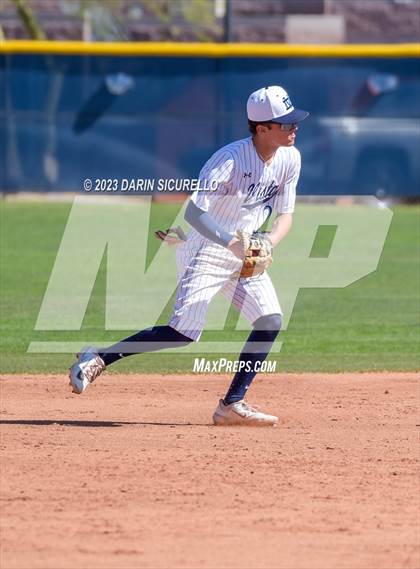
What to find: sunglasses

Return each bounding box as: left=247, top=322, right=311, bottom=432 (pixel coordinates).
left=278, top=123, right=298, bottom=131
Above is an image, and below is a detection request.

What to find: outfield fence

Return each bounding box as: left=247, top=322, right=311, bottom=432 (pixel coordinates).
left=1, top=41, right=419, bottom=196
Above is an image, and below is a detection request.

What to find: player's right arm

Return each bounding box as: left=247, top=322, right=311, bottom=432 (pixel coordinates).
left=184, top=201, right=234, bottom=247
left=184, top=149, right=239, bottom=250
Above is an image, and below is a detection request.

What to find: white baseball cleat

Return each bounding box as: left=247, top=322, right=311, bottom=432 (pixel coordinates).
left=213, top=399, right=278, bottom=427
left=69, top=346, right=106, bottom=394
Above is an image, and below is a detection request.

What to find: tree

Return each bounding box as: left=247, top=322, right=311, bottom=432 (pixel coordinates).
left=11, top=0, right=46, bottom=40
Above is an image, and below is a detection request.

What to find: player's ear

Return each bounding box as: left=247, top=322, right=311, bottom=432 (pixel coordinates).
left=256, top=122, right=272, bottom=135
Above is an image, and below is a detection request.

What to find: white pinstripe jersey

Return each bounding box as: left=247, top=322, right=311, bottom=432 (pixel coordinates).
left=188, top=136, right=301, bottom=244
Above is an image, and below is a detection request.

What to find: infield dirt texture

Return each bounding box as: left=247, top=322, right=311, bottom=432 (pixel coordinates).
left=1, top=373, right=419, bottom=569
left=0, top=201, right=419, bottom=568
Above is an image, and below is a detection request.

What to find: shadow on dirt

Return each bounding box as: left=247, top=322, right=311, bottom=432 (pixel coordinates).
left=0, top=419, right=208, bottom=428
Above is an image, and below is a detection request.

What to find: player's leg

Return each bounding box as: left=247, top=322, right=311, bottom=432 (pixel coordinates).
left=69, top=244, right=196, bottom=394
left=69, top=326, right=192, bottom=395
left=213, top=274, right=281, bottom=426
left=98, top=241, right=203, bottom=366
left=167, top=242, right=240, bottom=342
left=69, top=245, right=235, bottom=394
left=222, top=313, right=281, bottom=404
left=99, top=326, right=193, bottom=365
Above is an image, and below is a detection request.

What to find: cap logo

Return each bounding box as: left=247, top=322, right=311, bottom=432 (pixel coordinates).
left=283, top=96, right=293, bottom=110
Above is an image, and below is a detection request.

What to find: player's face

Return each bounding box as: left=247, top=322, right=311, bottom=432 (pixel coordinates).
left=268, top=122, right=298, bottom=147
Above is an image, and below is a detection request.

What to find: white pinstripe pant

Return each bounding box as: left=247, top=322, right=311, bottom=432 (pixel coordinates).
left=169, top=241, right=282, bottom=341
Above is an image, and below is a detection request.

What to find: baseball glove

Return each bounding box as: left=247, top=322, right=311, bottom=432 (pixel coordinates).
left=154, top=226, right=187, bottom=246
left=236, top=229, right=273, bottom=278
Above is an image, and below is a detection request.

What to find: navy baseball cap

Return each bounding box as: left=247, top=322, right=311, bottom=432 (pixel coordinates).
left=247, top=85, right=309, bottom=124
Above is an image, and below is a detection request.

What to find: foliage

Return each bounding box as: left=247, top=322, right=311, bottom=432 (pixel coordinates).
left=11, top=0, right=46, bottom=40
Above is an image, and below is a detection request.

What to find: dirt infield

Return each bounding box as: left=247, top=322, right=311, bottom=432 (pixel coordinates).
left=0, top=372, right=418, bottom=569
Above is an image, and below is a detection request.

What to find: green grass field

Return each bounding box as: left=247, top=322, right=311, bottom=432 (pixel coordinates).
left=0, top=200, right=419, bottom=374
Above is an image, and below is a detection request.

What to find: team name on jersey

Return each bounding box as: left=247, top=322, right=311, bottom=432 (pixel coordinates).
left=242, top=179, right=279, bottom=209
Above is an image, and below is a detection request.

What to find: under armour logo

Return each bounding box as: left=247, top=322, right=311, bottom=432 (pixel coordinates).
left=243, top=172, right=252, bottom=178
left=283, top=96, right=293, bottom=110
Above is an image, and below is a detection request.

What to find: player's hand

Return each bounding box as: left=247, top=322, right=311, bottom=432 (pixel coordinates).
left=154, top=226, right=187, bottom=247
left=227, top=236, right=245, bottom=260
left=236, top=230, right=274, bottom=278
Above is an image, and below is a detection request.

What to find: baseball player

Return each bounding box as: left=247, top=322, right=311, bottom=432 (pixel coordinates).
left=69, top=85, right=308, bottom=426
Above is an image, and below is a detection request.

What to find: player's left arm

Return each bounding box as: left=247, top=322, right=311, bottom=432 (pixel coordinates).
left=268, top=147, right=300, bottom=247
left=267, top=213, right=293, bottom=247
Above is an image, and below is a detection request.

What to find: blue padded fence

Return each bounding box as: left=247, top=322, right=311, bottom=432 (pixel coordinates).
left=1, top=47, right=419, bottom=196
